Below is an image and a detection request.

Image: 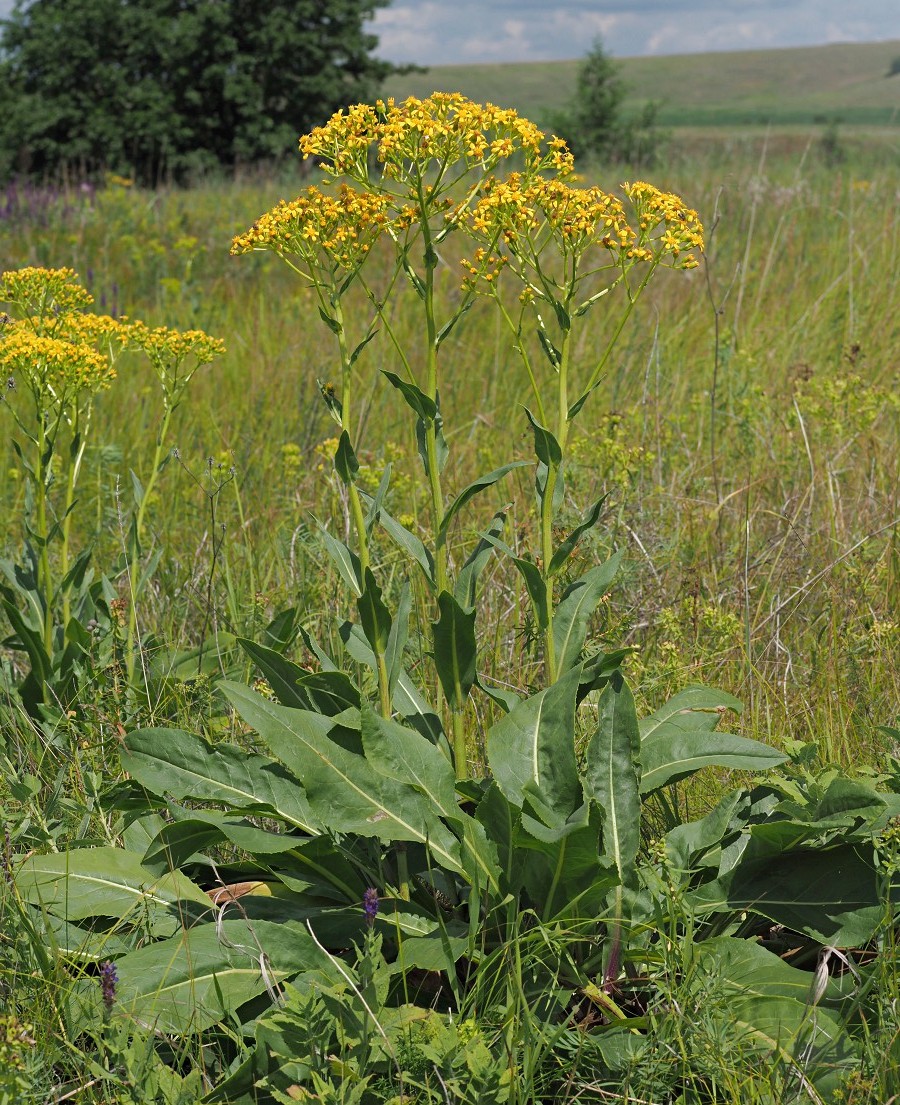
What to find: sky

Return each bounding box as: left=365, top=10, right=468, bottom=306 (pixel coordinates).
left=370, top=0, right=899, bottom=65
left=0, top=1, right=896, bottom=64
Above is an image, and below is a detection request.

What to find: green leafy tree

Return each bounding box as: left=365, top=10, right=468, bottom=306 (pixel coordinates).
left=550, top=36, right=662, bottom=166
left=0, top=0, right=393, bottom=183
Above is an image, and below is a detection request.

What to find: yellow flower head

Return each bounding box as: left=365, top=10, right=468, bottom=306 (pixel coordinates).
left=299, top=92, right=573, bottom=195
left=622, top=181, right=704, bottom=269
left=231, top=184, right=391, bottom=276
left=0, top=266, right=94, bottom=318
left=0, top=327, right=115, bottom=397
left=129, top=322, right=224, bottom=365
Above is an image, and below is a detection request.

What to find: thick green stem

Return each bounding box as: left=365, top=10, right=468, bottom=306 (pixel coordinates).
left=333, top=298, right=392, bottom=717
left=35, top=415, right=54, bottom=654
left=60, top=405, right=90, bottom=627
left=451, top=709, right=467, bottom=782
left=421, top=234, right=448, bottom=596
left=540, top=328, right=572, bottom=686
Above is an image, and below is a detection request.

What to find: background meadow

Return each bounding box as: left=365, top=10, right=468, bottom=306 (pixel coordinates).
left=3, top=109, right=897, bottom=762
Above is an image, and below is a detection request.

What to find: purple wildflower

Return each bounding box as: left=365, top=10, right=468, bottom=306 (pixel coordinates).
left=99, top=961, right=118, bottom=1010
left=363, top=887, right=379, bottom=927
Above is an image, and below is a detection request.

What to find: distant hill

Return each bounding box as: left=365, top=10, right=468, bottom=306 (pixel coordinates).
left=383, top=39, right=900, bottom=128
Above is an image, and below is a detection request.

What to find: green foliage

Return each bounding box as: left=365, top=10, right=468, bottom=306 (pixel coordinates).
left=0, top=0, right=393, bottom=184
left=546, top=37, right=663, bottom=165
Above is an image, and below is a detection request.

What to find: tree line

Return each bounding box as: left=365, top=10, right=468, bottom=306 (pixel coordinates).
left=0, top=1, right=654, bottom=186
left=0, top=0, right=392, bottom=184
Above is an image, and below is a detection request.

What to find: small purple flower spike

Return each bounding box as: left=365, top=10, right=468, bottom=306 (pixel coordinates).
left=363, top=887, right=379, bottom=927
left=99, top=961, right=118, bottom=1010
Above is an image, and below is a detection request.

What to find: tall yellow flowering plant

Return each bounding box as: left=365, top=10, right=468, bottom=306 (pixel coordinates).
left=0, top=266, right=224, bottom=710
left=234, top=93, right=703, bottom=779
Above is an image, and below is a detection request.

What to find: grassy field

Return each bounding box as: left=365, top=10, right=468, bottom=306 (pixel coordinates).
left=385, top=38, right=900, bottom=126
left=1, top=63, right=899, bottom=1104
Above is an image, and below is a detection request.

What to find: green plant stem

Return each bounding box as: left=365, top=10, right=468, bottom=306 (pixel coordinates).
left=451, top=708, right=467, bottom=782
left=420, top=231, right=448, bottom=597
left=540, top=328, right=572, bottom=685
left=60, top=404, right=90, bottom=627
left=333, top=298, right=392, bottom=719
left=34, top=413, right=54, bottom=653
left=125, top=403, right=173, bottom=682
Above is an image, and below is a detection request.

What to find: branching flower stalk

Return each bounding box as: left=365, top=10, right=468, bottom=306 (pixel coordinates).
left=125, top=323, right=225, bottom=682
left=232, top=185, right=393, bottom=715
left=464, top=178, right=703, bottom=682
left=299, top=94, right=573, bottom=603
left=0, top=268, right=120, bottom=651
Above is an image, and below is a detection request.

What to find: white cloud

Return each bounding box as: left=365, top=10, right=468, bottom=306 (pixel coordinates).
left=370, top=0, right=899, bottom=64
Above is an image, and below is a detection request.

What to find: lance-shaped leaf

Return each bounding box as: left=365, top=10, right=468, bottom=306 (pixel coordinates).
left=640, top=729, right=787, bottom=795
left=437, top=463, right=526, bottom=548
left=432, top=591, right=477, bottom=712
left=547, top=495, right=610, bottom=576
left=415, top=397, right=449, bottom=474
left=360, top=490, right=435, bottom=585
left=333, top=431, right=358, bottom=486
left=553, top=552, right=623, bottom=676
left=76, top=919, right=335, bottom=1034
left=141, top=806, right=303, bottom=874
left=382, top=370, right=436, bottom=420
left=640, top=684, right=743, bottom=740
left=455, top=510, right=506, bottom=609
left=223, top=682, right=462, bottom=874
left=524, top=408, right=562, bottom=467
left=15, top=847, right=211, bottom=931
left=360, top=706, right=459, bottom=820
left=318, top=526, right=361, bottom=596
left=122, top=727, right=319, bottom=834
left=483, top=533, right=549, bottom=630
left=486, top=666, right=582, bottom=822
left=584, top=674, right=641, bottom=887
left=238, top=638, right=359, bottom=715
left=356, top=568, right=391, bottom=655
left=339, top=622, right=445, bottom=746
left=384, top=582, right=411, bottom=699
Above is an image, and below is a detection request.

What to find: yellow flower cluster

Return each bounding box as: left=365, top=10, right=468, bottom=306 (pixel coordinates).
left=470, top=174, right=633, bottom=253
left=463, top=176, right=704, bottom=290
left=0, top=328, right=115, bottom=396
left=299, top=92, right=573, bottom=190
left=622, top=181, right=704, bottom=269
left=1, top=266, right=94, bottom=317
left=128, top=321, right=225, bottom=372
left=231, top=185, right=391, bottom=274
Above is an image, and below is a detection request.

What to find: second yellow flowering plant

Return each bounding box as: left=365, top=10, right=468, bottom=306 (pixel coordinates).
left=0, top=266, right=225, bottom=712
left=234, top=91, right=704, bottom=780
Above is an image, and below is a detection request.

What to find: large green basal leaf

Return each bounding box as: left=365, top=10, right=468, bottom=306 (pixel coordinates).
left=584, top=675, right=641, bottom=884
left=640, top=729, right=787, bottom=794
left=689, top=841, right=883, bottom=945
left=486, top=666, right=582, bottom=822
left=639, top=684, right=743, bottom=740
left=141, top=807, right=303, bottom=874
left=122, top=727, right=318, bottom=833
left=222, top=682, right=463, bottom=874
left=696, top=937, right=856, bottom=1096
left=76, top=919, right=336, bottom=1034
left=15, top=847, right=211, bottom=934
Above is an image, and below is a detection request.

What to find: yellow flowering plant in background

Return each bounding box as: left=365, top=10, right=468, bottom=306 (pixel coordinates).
left=235, top=92, right=703, bottom=778
left=0, top=266, right=224, bottom=706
